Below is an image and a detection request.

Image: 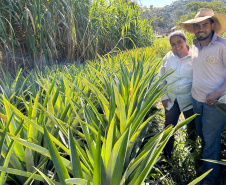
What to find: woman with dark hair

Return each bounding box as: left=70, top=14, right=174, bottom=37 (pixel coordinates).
left=159, top=30, right=196, bottom=158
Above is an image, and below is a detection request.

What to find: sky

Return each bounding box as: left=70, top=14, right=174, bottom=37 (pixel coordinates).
left=137, top=0, right=176, bottom=8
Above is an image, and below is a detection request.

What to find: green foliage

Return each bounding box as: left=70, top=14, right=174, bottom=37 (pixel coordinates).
left=188, top=169, right=213, bottom=185
left=177, top=13, right=196, bottom=26
left=185, top=32, right=196, bottom=47
left=0, top=47, right=200, bottom=184
left=184, top=1, right=226, bottom=13
left=152, top=37, right=171, bottom=58
left=0, top=0, right=155, bottom=73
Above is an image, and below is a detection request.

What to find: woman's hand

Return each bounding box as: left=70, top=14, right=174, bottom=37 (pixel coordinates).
left=162, top=99, right=172, bottom=109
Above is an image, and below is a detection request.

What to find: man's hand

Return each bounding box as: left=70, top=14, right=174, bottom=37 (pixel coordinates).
left=162, top=99, right=172, bottom=109
left=206, top=91, right=222, bottom=105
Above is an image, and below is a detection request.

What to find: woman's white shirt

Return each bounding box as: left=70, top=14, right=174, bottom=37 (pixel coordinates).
left=159, top=50, right=193, bottom=111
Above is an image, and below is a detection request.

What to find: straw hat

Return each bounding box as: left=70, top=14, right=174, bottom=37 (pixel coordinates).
left=180, top=8, right=226, bottom=35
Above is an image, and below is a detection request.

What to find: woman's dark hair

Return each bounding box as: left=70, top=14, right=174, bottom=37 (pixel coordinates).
left=168, top=30, right=186, bottom=42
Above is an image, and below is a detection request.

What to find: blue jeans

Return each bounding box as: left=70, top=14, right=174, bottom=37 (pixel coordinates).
left=192, top=98, right=225, bottom=185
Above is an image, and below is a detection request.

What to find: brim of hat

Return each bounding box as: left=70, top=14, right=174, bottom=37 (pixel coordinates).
left=180, top=14, right=226, bottom=35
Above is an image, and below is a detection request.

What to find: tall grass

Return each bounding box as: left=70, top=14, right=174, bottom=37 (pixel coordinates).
left=0, top=0, right=155, bottom=73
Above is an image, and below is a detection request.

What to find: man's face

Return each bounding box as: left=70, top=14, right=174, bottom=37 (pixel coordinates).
left=193, top=19, right=214, bottom=41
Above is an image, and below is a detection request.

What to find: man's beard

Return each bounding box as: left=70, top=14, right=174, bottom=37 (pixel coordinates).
left=196, top=31, right=213, bottom=41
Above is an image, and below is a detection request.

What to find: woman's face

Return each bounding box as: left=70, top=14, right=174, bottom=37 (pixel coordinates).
left=170, top=36, right=188, bottom=57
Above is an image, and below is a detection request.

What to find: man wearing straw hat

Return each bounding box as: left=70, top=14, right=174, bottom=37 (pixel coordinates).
left=180, top=8, right=226, bottom=185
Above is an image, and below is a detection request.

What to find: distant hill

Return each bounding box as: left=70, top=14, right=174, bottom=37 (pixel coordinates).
left=141, top=0, right=226, bottom=34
